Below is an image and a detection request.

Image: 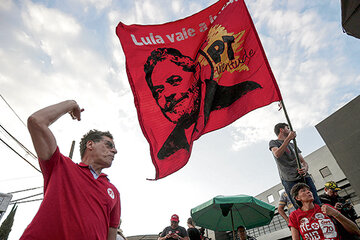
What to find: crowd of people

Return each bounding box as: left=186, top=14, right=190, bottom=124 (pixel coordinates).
left=157, top=215, right=255, bottom=240
left=270, top=123, right=360, bottom=239
left=18, top=101, right=359, bottom=240
left=158, top=215, right=211, bottom=240
left=277, top=180, right=360, bottom=240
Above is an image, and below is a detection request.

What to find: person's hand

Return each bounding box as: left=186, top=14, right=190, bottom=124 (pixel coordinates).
left=68, top=101, right=84, bottom=121
left=172, top=233, right=180, bottom=239
left=287, top=131, right=296, bottom=140
left=297, top=167, right=307, bottom=176
left=165, top=234, right=172, bottom=239
left=321, top=204, right=340, bottom=218
left=335, top=202, right=343, bottom=210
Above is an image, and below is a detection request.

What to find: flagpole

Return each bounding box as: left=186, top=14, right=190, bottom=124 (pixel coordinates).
left=280, top=100, right=305, bottom=182
left=230, top=209, right=236, bottom=240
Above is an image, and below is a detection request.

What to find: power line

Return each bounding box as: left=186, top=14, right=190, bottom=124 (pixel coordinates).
left=7, top=186, right=43, bottom=194
left=0, top=124, right=37, bottom=159
left=0, top=137, right=41, bottom=173
left=10, top=193, right=43, bottom=203
left=0, top=94, right=27, bottom=127
left=10, top=198, right=43, bottom=205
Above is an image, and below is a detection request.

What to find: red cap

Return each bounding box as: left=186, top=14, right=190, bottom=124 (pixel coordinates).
left=171, top=214, right=179, bottom=222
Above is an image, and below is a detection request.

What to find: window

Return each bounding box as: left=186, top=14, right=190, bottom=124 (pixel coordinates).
left=319, top=166, right=332, bottom=178
left=267, top=194, right=274, bottom=203
left=278, top=189, right=285, bottom=197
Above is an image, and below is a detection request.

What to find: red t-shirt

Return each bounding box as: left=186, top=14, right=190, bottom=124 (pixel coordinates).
left=289, top=204, right=339, bottom=240
left=20, top=147, right=121, bottom=240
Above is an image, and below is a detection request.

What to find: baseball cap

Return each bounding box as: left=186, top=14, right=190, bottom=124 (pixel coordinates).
left=325, top=181, right=341, bottom=191
left=171, top=214, right=179, bottom=222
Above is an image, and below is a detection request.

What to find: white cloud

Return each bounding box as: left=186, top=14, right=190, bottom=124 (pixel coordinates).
left=0, top=0, right=12, bottom=11
left=172, top=0, right=183, bottom=14
left=230, top=105, right=282, bottom=150
left=189, top=2, right=203, bottom=13
left=22, top=1, right=81, bottom=36
left=79, top=0, right=111, bottom=11
left=134, top=0, right=168, bottom=24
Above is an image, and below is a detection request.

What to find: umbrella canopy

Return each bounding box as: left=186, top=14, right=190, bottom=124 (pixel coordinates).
left=190, top=195, right=275, bottom=232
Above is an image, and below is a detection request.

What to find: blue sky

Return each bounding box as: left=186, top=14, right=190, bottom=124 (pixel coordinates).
left=1, top=0, right=359, bottom=239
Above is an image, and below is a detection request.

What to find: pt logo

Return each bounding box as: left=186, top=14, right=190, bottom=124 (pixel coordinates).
left=107, top=188, right=115, bottom=199
left=198, top=24, right=255, bottom=81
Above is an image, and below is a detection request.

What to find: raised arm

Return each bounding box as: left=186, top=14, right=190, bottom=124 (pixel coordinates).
left=271, top=131, right=296, bottom=158
left=297, top=153, right=308, bottom=176
left=27, top=100, right=83, bottom=160
left=321, top=204, right=360, bottom=236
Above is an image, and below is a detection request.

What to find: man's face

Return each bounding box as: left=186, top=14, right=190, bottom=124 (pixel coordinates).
left=90, top=136, right=117, bottom=168
left=171, top=220, right=179, bottom=229
left=281, top=126, right=290, bottom=137
left=151, top=59, right=200, bottom=123
left=237, top=227, right=247, bottom=240
left=325, top=188, right=338, bottom=197
left=295, top=187, right=314, bottom=203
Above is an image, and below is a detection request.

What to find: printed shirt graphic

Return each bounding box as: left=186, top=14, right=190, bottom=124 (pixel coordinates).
left=289, top=204, right=339, bottom=240
left=116, top=0, right=282, bottom=179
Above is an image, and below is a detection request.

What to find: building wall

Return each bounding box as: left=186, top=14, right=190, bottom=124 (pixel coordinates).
left=305, top=145, right=347, bottom=190
left=316, top=95, right=360, bottom=198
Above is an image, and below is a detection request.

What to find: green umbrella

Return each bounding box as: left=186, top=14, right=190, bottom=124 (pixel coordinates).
left=190, top=195, right=275, bottom=239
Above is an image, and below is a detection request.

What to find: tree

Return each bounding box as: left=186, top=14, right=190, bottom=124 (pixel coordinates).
left=0, top=204, right=18, bottom=240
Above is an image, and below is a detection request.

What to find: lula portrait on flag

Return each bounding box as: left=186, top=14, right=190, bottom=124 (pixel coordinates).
left=116, top=0, right=282, bottom=180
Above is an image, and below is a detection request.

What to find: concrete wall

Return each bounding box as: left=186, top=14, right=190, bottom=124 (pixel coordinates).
left=305, top=145, right=347, bottom=191
left=316, top=95, right=360, bottom=197
left=255, top=183, right=283, bottom=208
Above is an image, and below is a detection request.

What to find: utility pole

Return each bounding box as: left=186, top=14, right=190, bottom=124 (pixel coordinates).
left=68, top=140, right=75, bottom=159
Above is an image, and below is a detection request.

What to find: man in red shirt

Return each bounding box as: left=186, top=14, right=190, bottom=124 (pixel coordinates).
left=20, top=100, right=120, bottom=240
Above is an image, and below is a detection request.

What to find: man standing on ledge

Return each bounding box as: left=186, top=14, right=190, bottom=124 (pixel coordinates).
left=269, top=123, right=321, bottom=208
left=20, top=100, right=120, bottom=240
left=159, top=214, right=189, bottom=240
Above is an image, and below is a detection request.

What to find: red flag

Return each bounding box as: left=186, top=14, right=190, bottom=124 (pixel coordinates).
left=116, top=0, right=282, bottom=180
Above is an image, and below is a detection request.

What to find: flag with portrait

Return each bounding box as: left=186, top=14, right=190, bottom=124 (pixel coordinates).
left=116, top=0, right=282, bottom=179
